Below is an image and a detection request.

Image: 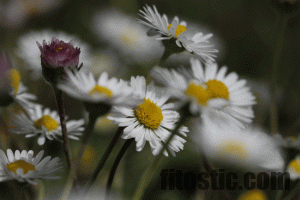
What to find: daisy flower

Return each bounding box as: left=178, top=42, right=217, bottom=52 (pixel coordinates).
left=15, top=30, right=92, bottom=80
left=108, top=76, right=188, bottom=156
left=151, top=58, right=256, bottom=128
left=137, top=5, right=218, bottom=61
left=287, top=155, right=300, bottom=180
left=0, top=149, right=62, bottom=184
left=10, top=104, right=84, bottom=145
left=194, top=116, right=284, bottom=172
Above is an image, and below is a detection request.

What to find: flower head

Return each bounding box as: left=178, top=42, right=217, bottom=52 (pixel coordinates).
left=0, top=149, right=62, bottom=184
left=287, top=155, right=300, bottom=180
left=108, top=76, right=188, bottom=156
left=37, top=37, right=81, bottom=83
left=10, top=104, right=84, bottom=145
left=137, top=5, right=218, bottom=61
left=151, top=58, right=256, bottom=128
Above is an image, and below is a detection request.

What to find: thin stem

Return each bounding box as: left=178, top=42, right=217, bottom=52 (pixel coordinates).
left=270, top=13, right=289, bottom=135
left=132, top=104, right=190, bottom=200
left=284, top=180, right=300, bottom=200
left=87, top=127, right=124, bottom=189
left=158, top=48, right=173, bottom=67
left=53, top=87, right=72, bottom=169
left=106, top=139, right=134, bottom=199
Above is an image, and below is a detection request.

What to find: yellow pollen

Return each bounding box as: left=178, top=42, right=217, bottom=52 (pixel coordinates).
left=6, top=160, right=35, bottom=175
left=168, top=24, right=187, bottom=38
left=33, top=115, right=59, bottom=131
left=238, top=189, right=267, bottom=200
left=88, top=85, right=113, bottom=98
left=134, top=98, right=163, bottom=129
left=8, top=69, right=21, bottom=94
left=218, top=141, right=247, bottom=160
left=206, top=79, right=229, bottom=100
left=56, top=47, right=63, bottom=52
left=185, top=82, right=210, bottom=106
left=289, top=159, right=300, bottom=173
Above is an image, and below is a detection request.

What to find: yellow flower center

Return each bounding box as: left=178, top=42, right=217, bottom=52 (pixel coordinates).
left=6, top=160, right=35, bottom=175
left=289, top=159, right=300, bottom=173
left=134, top=98, right=163, bottom=129
left=185, top=79, right=229, bottom=106
left=8, top=69, right=21, bottom=94
left=238, top=189, right=267, bottom=200
left=88, top=85, right=113, bottom=98
left=168, top=24, right=187, bottom=38
left=33, top=115, right=59, bottom=131
left=218, top=141, right=248, bottom=160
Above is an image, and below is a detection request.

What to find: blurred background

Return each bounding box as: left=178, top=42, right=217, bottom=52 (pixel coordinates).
left=0, top=0, right=300, bottom=199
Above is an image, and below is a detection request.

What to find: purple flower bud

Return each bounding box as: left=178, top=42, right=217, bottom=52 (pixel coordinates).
left=36, top=37, right=81, bottom=83
left=0, top=52, right=14, bottom=106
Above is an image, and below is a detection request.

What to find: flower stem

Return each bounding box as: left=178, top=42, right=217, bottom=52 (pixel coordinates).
left=53, top=87, right=73, bottom=169
left=158, top=48, right=173, bottom=67
left=270, top=13, right=289, bottom=135
left=284, top=181, right=300, bottom=200
left=132, top=103, right=190, bottom=200
left=87, top=127, right=124, bottom=189
left=106, top=138, right=134, bottom=199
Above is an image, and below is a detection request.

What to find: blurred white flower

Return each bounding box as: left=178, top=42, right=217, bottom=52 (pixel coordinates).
left=15, top=29, right=92, bottom=80
left=287, top=155, right=300, bottom=180
left=91, top=8, right=163, bottom=65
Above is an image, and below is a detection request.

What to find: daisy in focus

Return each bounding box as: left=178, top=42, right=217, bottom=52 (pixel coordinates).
left=0, top=149, right=62, bottom=184
left=10, top=104, right=84, bottom=145
left=108, top=76, right=188, bottom=156
left=151, top=58, right=256, bottom=128
left=137, top=5, right=218, bottom=61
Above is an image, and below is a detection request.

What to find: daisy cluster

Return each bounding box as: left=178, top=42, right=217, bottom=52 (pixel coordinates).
left=0, top=2, right=297, bottom=200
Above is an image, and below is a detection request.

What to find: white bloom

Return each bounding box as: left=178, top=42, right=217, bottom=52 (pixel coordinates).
left=0, top=149, right=62, bottom=184
left=195, top=117, right=284, bottom=172
left=57, top=69, right=131, bottom=106
left=15, top=29, right=92, bottom=80
left=91, top=9, right=163, bottom=65
left=108, top=76, right=188, bottom=156
left=151, top=58, right=256, bottom=128
left=137, top=5, right=218, bottom=61
left=10, top=104, right=84, bottom=145
left=287, top=155, right=300, bottom=180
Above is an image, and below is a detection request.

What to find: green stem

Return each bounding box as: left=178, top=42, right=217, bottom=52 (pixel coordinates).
left=284, top=180, right=300, bottom=200
left=158, top=48, right=173, bottom=67
left=132, top=103, right=190, bottom=200
left=53, top=87, right=72, bottom=169
left=87, top=127, right=124, bottom=189
left=106, top=139, right=134, bottom=199
left=270, top=13, right=289, bottom=135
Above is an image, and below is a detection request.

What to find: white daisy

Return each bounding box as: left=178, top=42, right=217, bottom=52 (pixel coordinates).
left=10, top=104, right=84, bottom=145
left=91, top=8, right=163, bottom=65
left=273, top=134, right=300, bottom=150
left=0, top=149, right=62, bottom=184
left=194, top=116, right=284, bottom=172
left=137, top=5, right=218, bottom=61
left=287, top=155, right=300, bottom=180
left=57, top=69, right=131, bottom=106
left=108, top=76, right=188, bottom=156
left=15, top=29, right=92, bottom=80
left=151, top=58, right=256, bottom=128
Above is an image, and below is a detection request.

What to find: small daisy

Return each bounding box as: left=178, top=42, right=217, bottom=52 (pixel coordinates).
left=0, top=149, right=62, bottom=184
left=287, top=155, right=300, bottom=180
left=151, top=58, right=256, bottom=128
left=10, top=104, right=84, bottom=145
left=16, top=30, right=91, bottom=80
left=57, top=69, right=131, bottom=107
left=108, top=76, right=188, bottom=156
left=137, top=5, right=218, bottom=61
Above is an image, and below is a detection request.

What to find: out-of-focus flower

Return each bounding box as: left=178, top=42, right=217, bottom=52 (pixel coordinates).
left=0, top=0, right=63, bottom=28
left=151, top=58, right=256, bottom=128
left=238, top=189, right=268, bottom=200
left=16, top=30, right=92, bottom=80
left=10, top=104, right=84, bottom=145
left=194, top=116, right=284, bottom=172
left=0, top=149, right=62, bottom=184
left=137, top=5, right=218, bottom=61
left=287, top=155, right=300, bottom=180
left=91, top=8, right=163, bottom=65
left=108, top=76, right=188, bottom=156
left=0, top=52, right=36, bottom=107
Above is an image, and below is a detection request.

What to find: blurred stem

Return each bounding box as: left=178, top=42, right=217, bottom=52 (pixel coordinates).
left=284, top=180, right=300, bottom=200
left=270, top=13, right=289, bottom=135
left=52, top=86, right=72, bottom=169
left=158, top=48, right=173, bottom=67
left=132, top=103, right=190, bottom=200
left=87, top=127, right=124, bottom=189
left=105, top=139, right=134, bottom=199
